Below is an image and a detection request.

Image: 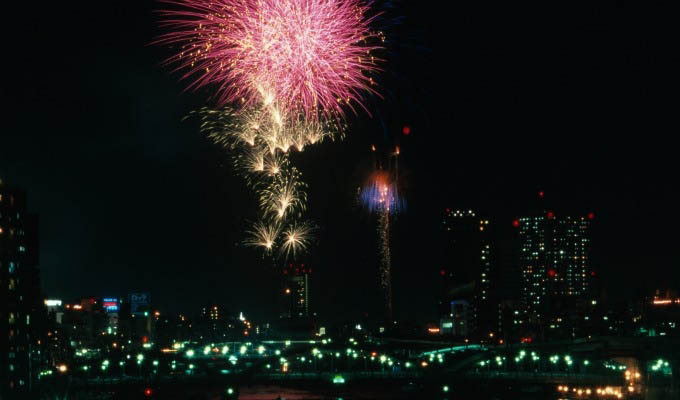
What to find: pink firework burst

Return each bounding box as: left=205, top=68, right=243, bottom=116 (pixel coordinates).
left=156, top=0, right=382, bottom=120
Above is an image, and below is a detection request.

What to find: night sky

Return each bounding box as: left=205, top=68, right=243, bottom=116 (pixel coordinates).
left=3, top=1, right=679, bottom=324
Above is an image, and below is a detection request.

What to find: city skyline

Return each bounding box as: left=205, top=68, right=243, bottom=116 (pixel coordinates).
left=3, top=1, right=679, bottom=324
left=3, top=1, right=680, bottom=398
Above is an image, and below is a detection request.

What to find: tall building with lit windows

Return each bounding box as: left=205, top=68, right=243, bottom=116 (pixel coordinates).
left=0, top=182, right=44, bottom=398
left=439, top=209, right=494, bottom=338
left=514, top=197, right=594, bottom=339
left=283, top=263, right=311, bottom=318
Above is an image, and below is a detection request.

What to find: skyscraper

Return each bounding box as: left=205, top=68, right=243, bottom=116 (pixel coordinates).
left=283, top=263, right=311, bottom=318
left=0, top=182, right=43, bottom=398
left=514, top=200, right=593, bottom=339
left=439, top=209, right=494, bottom=338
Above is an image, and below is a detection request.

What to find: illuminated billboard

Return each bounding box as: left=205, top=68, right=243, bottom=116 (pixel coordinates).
left=129, top=293, right=150, bottom=315
left=102, top=298, right=119, bottom=312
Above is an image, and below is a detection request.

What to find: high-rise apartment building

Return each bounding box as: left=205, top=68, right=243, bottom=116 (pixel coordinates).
left=514, top=199, right=594, bottom=339
left=0, top=183, right=44, bottom=398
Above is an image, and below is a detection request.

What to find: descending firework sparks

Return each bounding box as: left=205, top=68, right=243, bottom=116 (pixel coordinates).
left=159, top=1, right=384, bottom=261
left=259, top=168, right=307, bottom=220
left=280, top=222, right=315, bottom=259
left=156, top=0, right=382, bottom=121
left=360, top=150, right=403, bottom=321
left=244, top=221, right=281, bottom=253
left=378, top=210, right=392, bottom=319
left=196, top=106, right=342, bottom=156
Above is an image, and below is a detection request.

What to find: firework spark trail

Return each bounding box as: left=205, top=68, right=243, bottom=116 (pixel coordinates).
left=259, top=167, right=308, bottom=221
left=360, top=162, right=404, bottom=321
left=156, top=0, right=382, bottom=122
left=378, top=208, right=392, bottom=321
left=194, top=105, right=316, bottom=258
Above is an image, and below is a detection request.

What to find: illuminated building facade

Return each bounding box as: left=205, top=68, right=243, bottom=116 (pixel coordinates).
left=514, top=205, right=593, bottom=339
left=439, top=209, right=494, bottom=338
left=0, top=183, right=44, bottom=398
left=642, top=289, right=680, bottom=337
left=283, top=264, right=311, bottom=318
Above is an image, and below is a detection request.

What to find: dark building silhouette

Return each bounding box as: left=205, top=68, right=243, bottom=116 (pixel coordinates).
left=0, top=182, right=45, bottom=398
left=438, top=209, right=494, bottom=339
left=277, top=263, right=315, bottom=338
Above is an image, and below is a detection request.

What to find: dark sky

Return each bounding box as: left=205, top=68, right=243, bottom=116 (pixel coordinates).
left=3, top=1, right=679, bottom=325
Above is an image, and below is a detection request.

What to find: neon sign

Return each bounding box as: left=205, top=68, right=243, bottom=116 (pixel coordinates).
left=102, top=298, right=119, bottom=312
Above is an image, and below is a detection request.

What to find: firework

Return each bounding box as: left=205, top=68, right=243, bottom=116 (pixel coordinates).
left=360, top=170, right=403, bottom=214
left=159, top=0, right=384, bottom=261
left=244, top=220, right=281, bottom=253
left=156, top=0, right=382, bottom=121
left=197, top=105, right=341, bottom=156
left=259, top=168, right=307, bottom=220
left=360, top=148, right=404, bottom=322
left=280, top=222, right=315, bottom=259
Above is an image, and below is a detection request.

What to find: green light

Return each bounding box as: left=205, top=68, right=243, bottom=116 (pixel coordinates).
left=137, top=354, right=144, bottom=361
left=443, top=385, right=449, bottom=392
left=227, top=388, right=234, bottom=395
left=152, top=360, right=159, bottom=366
left=186, top=349, right=195, bottom=357
left=333, top=374, right=345, bottom=384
